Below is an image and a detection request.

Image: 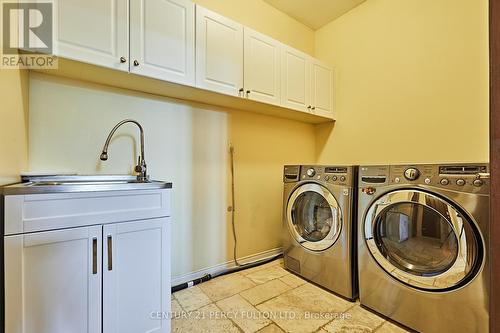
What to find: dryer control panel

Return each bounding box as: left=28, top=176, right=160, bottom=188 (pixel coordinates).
left=359, top=164, right=490, bottom=195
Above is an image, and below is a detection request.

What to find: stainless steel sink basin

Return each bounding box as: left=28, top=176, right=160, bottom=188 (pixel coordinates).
left=2, top=175, right=172, bottom=195
left=30, top=180, right=132, bottom=186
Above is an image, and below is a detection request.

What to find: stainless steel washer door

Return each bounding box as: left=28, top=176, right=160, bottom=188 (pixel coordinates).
left=287, top=183, right=342, bottom=251
left=364, top=189, right=484, bottom=291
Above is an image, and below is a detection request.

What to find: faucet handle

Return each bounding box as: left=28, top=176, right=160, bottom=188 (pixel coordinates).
left=135, top=156, right=149, bottom=182
left=135, top=156, right=143, bottom=173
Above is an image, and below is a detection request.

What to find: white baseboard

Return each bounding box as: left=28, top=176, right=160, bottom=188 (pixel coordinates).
left=171, top=247, right=283, bottom=286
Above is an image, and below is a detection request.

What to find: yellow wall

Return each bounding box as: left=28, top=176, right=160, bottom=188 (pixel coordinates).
left=315, top=0, right=489, bottom=164
left=0, top=1, right=28, bottom=185
left=0, top=70, right=29, bottom=185
left=192, top=0, right=315, bottom=55
left=0, top=0, right=29, bottom=185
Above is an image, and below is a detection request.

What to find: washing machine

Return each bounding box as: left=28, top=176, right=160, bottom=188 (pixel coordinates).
left=283, top=165, right=357, bottom=300
left=358, top=164, right=490, bottom=332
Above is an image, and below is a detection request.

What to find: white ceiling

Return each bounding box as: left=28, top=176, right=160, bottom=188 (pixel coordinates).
left=264, top=0, right=366, bottom=30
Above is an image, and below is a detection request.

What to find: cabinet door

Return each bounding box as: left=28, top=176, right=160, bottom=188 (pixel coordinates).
left=5, top=226, right=102, bottom=333
left=53, top=0, right=128, bottom=71
left=243, top=27, right=281, bottom=105
left=281, top=45, right=311, bottom=112
left=103, top=218, right=171, bottom=333
left=310, top=60, right=334, bottom=118
left=196, top=5, right=244, bottom=96
left=130, top=0, right=195, bottom=85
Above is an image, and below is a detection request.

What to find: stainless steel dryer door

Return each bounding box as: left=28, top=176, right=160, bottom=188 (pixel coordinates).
left=364, top=189, right=484, bottom=291
left=287, top=183, right=342, bottom=251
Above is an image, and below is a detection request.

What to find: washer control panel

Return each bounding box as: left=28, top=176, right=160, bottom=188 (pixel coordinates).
left=295, top=165, right=355, bottom=186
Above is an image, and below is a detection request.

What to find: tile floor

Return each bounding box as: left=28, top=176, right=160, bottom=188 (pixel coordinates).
left=171, top=259, right=411, bottom=333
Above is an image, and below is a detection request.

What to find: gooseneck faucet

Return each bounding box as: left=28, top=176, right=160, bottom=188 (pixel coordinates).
left=100, top=119, right=149, bottom=182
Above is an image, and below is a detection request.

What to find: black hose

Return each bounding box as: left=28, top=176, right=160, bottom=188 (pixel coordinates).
left=211, top=253, right=283, bottom=279
left=171, top=274, right=212, bottom=293
left=171, top=253, right=283, bottom=294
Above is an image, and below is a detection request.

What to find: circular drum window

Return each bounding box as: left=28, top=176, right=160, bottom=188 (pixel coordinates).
left=287, top=183, right=342, bottom=251
left=374, top=202, right=458, bottom=277
left=364, top=189, right=483, bottom=291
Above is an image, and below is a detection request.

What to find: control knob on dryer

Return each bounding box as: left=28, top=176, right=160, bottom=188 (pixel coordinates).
left=440, top=178, right=450, bottom=186
left=404, top=167, right=420, bottom=181
left=473, top=179, right=484, bottom=187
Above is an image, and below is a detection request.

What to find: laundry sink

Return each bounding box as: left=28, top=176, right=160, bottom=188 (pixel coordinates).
left=2, top=175, right=172, bottom=195
left=29, top=180, right=133, bottom=186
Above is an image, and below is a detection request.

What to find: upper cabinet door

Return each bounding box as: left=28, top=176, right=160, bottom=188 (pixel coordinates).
left=5, top=226, right=102, bottom=333
left=281, top=45, right=311, bottom=112
left=130, top=0, right=195, bottom=85
left=243, top=27, right=281, bottom=106
left=103, top=218, right=171, bottom=333
left=53, top=0, right=128, bottom=71
left=310, top=60, right=334, bottom=118
left=196, top=5, right=244, bottom=96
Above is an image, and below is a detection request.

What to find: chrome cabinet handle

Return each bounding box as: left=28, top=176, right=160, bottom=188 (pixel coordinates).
left=133, top=60, right=139, bottom=66
left=120, top=56, right=126, bottom=63
left=238, top=88, right=244, bottom=97
left=107, top=235, right=113, bottom=271
left=246, top=90, right=251, bottom=98
left=92, top=238, right=97, bottom=275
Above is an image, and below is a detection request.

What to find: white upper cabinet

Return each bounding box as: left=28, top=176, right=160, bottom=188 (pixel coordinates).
left=50, top=1, right=334, bottom=120
left=103, top=218, right=171, bottom=333
left=130, top=0, right=195, bottom=85
left=281, top=45, right=311, bottom=112
left=243, top=27, right=281, bottom=106
left=310, top=59, right=334, bottom=117
left=5, top=226, right=102, bottom=333
left=196, top=5, right=244, bottom=97
left=53, top=0, right=128, bottom=71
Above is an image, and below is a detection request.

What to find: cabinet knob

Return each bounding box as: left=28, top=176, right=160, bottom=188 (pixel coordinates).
left=133, top=60, right=139, bottom=66
left=238, top=88, right=244, bottom=97
left=307, top=105, right=311, bottom=110
left=119, top=56, right=126, bottom=63
left=246, top=90, right=251, bottom=97
left=311, top=106, right=316, bottom=110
